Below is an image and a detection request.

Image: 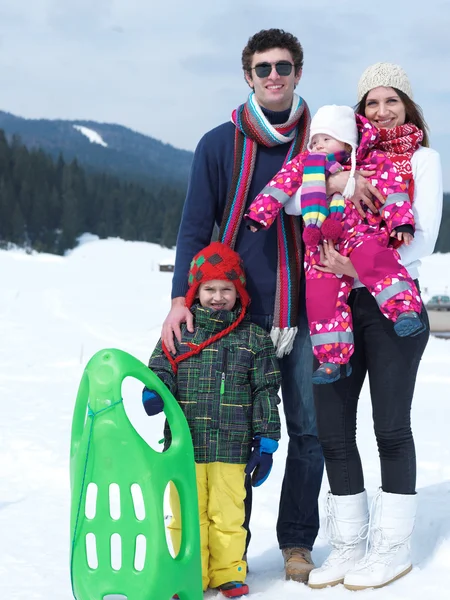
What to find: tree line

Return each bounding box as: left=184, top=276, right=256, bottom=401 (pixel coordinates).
left=0, top=130, right=185, bottom=253
left=0, top=127, right=449, bottom=256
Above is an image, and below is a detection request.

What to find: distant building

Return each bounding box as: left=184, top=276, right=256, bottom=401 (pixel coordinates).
left=159, top=261, right=174, bottom=273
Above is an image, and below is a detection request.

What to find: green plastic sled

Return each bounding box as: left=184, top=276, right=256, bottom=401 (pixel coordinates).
left=70, top=348, right=203, bottom=600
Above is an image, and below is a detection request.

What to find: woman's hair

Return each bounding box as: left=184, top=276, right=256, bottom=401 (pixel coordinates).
left=355, top=88, right=429, bottom=147
left=241, top=29, right=304, bottom=76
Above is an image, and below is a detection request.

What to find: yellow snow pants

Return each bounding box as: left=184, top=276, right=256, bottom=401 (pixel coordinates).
left=168, top=462, right=247, bottom=590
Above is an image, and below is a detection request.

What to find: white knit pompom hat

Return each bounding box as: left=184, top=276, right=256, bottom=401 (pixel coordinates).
left=357, top=62, right=413, bottom=102
left=308, top=105, right=358, bottom=199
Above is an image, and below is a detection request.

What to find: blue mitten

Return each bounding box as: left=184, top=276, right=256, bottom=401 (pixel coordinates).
left=142, top=387, right=164, bottom=416
left=245, top=436, right=279, bottom=487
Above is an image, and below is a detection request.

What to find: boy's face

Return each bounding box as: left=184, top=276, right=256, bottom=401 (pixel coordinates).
left=197, top=280, right=238, bottom=311
left=310, top=133, right=348, bottom=155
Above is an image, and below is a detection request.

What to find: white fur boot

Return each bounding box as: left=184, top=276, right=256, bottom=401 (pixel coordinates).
left=344, top=489, right=417, bottom=590
left=308, top=490, right=369, bottom=589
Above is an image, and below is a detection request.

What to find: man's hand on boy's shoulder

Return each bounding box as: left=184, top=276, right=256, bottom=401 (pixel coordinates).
left=162, top=297, right=194, bottom=354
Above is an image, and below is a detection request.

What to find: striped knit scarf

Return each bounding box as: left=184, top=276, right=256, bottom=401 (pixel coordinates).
left=218, top=92, right=310, bottom=357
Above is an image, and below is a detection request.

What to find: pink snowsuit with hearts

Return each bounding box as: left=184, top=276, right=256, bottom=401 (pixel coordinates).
left=246, top=117, right=422, bottom=365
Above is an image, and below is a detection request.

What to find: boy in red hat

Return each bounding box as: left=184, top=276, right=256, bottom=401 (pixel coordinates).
left=143, top=241, right=281, bottom=598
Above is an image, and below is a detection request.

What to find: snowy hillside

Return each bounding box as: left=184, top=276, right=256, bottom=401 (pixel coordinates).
left=1, top=237, right=449, bottom=599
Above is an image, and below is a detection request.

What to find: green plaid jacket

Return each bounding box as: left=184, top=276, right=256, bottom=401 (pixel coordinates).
left=148, top=304, right=281, bottom=463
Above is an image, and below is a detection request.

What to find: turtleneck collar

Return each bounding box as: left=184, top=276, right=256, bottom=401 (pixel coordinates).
left=261, top=105, right=292, bottom=125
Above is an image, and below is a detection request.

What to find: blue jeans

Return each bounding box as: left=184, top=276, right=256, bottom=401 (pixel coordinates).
left=250, top=300, right=324, bottom=551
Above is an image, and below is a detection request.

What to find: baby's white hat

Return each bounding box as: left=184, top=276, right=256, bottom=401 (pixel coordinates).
left=308, top=105, right=358, bottom=199
left=308, top=104, right=358, bottom=151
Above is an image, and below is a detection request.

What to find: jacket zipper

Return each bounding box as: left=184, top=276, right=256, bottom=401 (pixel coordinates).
left=220, top=348, right=229, bottom=396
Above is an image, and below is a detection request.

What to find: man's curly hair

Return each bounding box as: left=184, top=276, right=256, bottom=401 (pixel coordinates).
left=242, top=29, right=304, bottom=77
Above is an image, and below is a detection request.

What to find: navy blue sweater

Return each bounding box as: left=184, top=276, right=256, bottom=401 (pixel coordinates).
left=172, top=107, right=302, bottom=316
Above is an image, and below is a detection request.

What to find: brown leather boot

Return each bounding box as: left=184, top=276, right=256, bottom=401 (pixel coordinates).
left=282, top=547, right=315, bottom=583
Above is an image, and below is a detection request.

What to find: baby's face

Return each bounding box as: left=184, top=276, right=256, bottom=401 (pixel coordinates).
left=310, top=133, right=347, bottom=155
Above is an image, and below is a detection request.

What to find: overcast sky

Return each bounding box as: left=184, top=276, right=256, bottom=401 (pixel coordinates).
left=0, top=0, right=449, bottom=188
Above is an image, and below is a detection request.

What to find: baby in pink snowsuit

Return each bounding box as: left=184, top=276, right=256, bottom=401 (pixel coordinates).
left=245, top=105, right=424, bottom=385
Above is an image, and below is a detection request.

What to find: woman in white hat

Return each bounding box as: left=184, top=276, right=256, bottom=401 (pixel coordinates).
left=308, top=63, right=443, bottom=591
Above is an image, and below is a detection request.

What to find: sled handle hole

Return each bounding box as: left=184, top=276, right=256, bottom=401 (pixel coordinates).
left=85, top=483, right=98, bottom=519
left=86, top=532, right=98, bottom=569
left=134, top=534, right=146, bottom=571
left=109, top=483, right=121, bottom=520
left=131, top=483, right=145, bottom=521
left=110, top=533, right=122, bottom=570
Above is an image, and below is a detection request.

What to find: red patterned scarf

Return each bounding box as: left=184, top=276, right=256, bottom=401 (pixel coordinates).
left=377, top=123, right=423, bottom=200
left=218, top=92, right=310, bottom=356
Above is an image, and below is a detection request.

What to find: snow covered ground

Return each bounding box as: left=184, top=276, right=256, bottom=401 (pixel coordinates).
left=1, top=237, right=449, bottom=600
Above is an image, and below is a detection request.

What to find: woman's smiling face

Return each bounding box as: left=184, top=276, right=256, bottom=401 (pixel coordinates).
left=364, top=86, right=406, bottom=129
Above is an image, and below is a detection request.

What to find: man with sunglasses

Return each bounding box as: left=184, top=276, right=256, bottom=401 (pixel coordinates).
left=161, top=28, right=375, bottom=588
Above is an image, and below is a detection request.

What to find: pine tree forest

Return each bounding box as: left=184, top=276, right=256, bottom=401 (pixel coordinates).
left=0, top=130, right=185, bottom=254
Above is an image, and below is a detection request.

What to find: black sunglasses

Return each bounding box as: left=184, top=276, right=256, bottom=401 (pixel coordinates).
left=252, top=61, right=294, bottom=78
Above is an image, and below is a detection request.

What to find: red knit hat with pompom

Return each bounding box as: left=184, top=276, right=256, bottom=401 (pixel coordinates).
left=163, top=242, right=251, bottom=372
left=185, top=241, right=250, bottom=310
